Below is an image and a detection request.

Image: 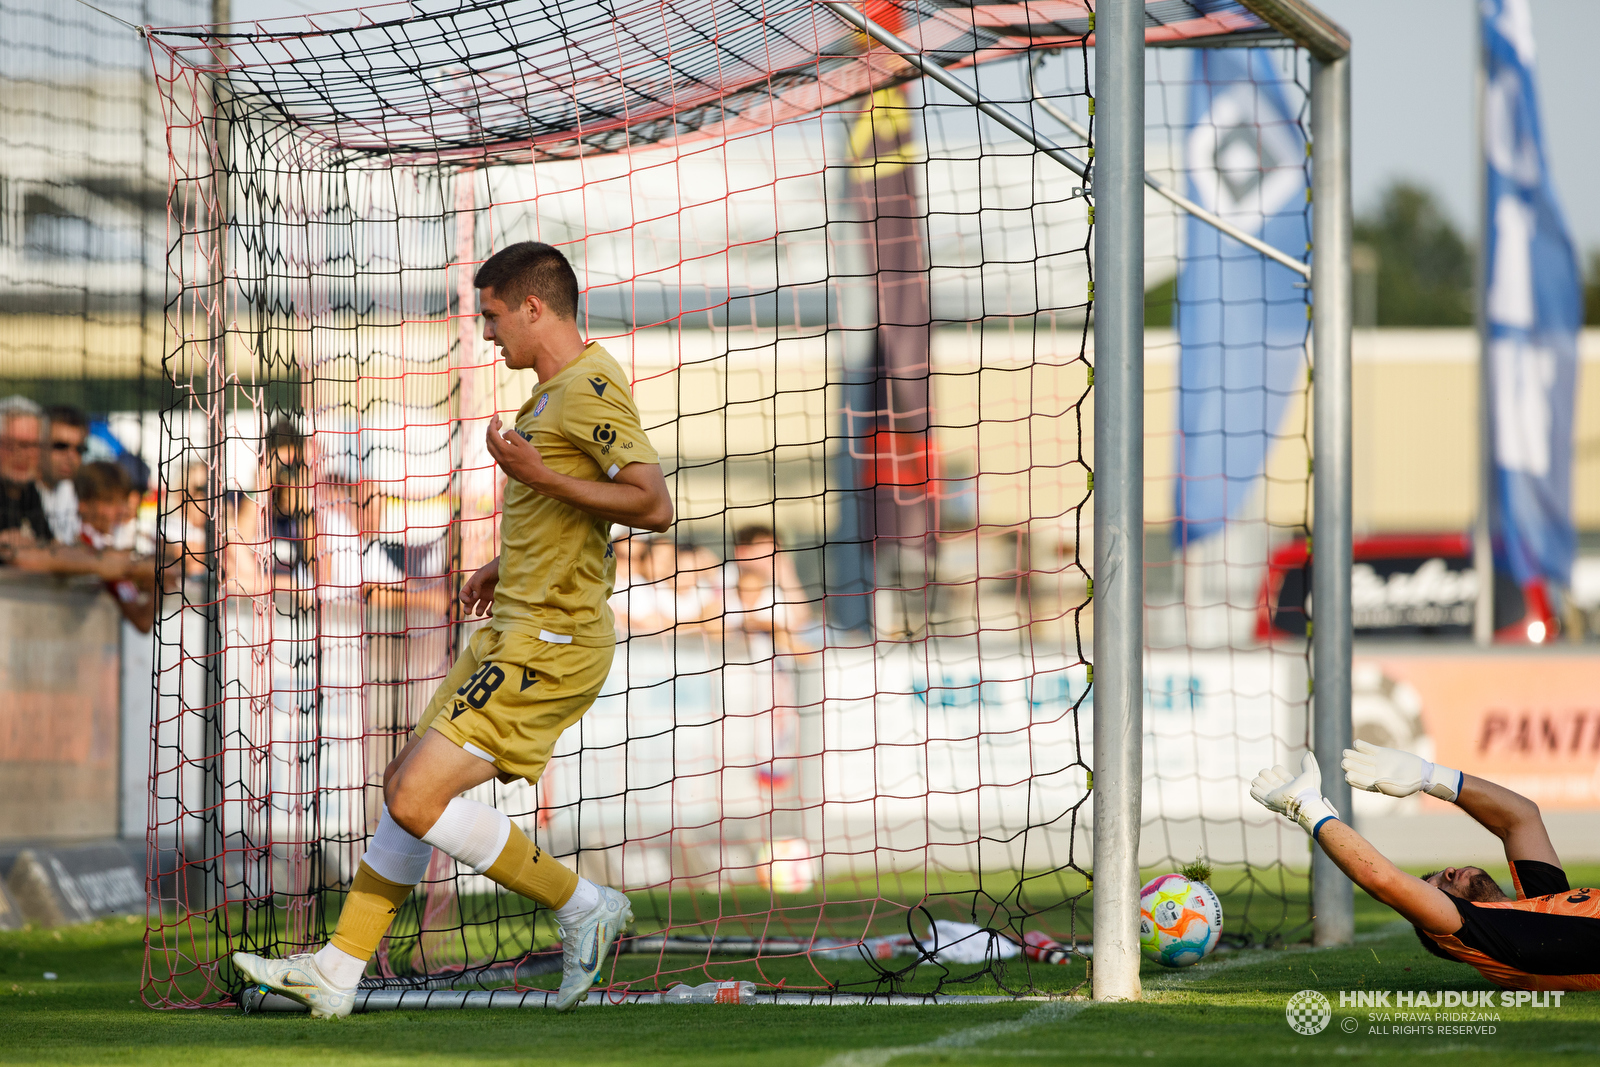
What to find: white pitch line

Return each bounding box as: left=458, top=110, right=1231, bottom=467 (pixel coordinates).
left=821, top=924, right=1417, bottom=1065
left=818, top=999, right=1094, bottom=1067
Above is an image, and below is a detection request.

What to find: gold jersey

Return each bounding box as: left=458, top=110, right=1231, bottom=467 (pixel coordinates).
left=491, top=341, right=659, bottom=645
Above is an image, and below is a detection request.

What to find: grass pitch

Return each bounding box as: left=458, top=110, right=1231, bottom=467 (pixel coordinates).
left=4, top=866, right=1599, bottom=1066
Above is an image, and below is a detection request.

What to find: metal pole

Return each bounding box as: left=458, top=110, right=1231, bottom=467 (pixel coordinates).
left=202, top=0, right=232, bottom=926
left=1472, top=17, right=1495, bottom=647
left=1310, top=52, right=1354, bottom=948
left=1090, top=0, right=1144, bottom=1003
left=1027, top=59, right=1310, bottom=281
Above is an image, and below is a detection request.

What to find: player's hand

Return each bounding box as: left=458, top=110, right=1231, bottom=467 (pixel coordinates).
left=1341, top=739, right=1461, bottom=802
left=1250, top=752, right=1338, bottom=836
left=1248, top=755, right=1312, bottom=825
left=460, top=557, right=500, bottom=617
left=486, top=415, right=551, bottom=489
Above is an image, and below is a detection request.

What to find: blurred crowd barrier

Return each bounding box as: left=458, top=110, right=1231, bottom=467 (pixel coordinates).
left=0, top=571, right=129, bottom=844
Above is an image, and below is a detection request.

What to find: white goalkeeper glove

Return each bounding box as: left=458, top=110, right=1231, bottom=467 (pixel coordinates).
left=1340, top=739, right=1462, bottom=802
left=1250, top=752, right=1339, bottom=838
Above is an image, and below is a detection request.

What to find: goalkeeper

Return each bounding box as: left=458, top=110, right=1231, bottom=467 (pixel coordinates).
left=1251, top=742, right=1600, bottom=991
left=236, top=241, right=673, bottom=1018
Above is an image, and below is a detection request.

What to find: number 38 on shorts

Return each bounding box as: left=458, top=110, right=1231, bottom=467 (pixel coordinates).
left=411, top=626, right=615, bottom=786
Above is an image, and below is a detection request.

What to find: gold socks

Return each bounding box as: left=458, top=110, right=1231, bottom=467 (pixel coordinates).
left=483, top=822, right=579, bottom=909
left=328, top=862, right=414, bottom=961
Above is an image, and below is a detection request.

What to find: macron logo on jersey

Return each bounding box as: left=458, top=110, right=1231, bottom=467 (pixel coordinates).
left=588, top=377, right=607, bottom=397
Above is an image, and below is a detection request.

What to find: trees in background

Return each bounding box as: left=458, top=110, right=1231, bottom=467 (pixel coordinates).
left=1149, top=180, right=1600, bottom=328
left=1353, top=181, right=1473, bottom=327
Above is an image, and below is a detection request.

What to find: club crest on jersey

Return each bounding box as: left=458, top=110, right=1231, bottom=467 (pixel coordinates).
left=588, top=377, right=608, bottom=397
left=532, top=392, right=550, bottom=417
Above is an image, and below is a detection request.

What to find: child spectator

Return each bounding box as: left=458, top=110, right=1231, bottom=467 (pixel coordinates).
left=9, top=461, right=157, bottom=632
left=74, top=461, right=157, bottom=633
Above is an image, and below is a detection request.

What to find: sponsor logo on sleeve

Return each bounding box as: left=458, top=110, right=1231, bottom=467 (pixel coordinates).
left=589, top=377, right=608, bottom=397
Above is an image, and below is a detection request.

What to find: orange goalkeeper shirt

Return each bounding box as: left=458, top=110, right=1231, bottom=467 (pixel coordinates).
left=490, top=341, right=659, bottom=645
left=1427, top=859, right=1600, bottom=991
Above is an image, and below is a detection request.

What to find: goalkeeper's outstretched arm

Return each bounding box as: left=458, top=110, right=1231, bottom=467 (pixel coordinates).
left=1314, top=819, right=1461, bottom=934
left=1454, top=774, right=1560, bottom=867
left=1249, top=753, right=1461, bottom=935
left=1341, top=739, right=1560, bottom=868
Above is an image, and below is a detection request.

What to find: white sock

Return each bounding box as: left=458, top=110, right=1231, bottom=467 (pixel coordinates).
left=419, top=797, right=513, bottom=875
left=363, top=804, right=434, bottom=884
left=312, top=943, right=368, bottom=991
left=555, top=877, right=603, bottom=926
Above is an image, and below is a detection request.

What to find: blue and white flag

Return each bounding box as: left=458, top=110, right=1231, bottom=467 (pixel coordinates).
left=1482, top=0, right=1582, bottom=588
left=1174, top=50, right=1309, bottom=546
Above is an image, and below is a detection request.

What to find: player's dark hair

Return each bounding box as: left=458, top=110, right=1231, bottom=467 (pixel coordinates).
left=734, top=523, right=777, bottom=545
left=45, top=404, right=88, bottom=430
left=266, top=418, right=303, bottom=462
left=474, top=241, right=580, bottom=320
left=75, top=459, right=129, bottom=503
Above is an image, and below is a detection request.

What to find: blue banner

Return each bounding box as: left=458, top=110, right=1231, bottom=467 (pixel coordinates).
left=1174, top=50, right=1309, bottom=547
left=1482, top=0, right=1582, bottom=588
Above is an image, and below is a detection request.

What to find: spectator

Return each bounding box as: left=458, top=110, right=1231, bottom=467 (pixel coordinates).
left=725, top=524, right=814, bottom=654
left=266, top=417, right=305, bottom=470
left=114, top=451, right=153, bottom=548
left=0, top=396, right=49, bottom=546
left=608, top=531, right=670, bottom=637
left=39, top=404, right=88, bottom=543
left=675, top=541, right=724, bottom=631
left=267, top=455, right=316, bottom=595
left=633, top=536, right=723, bottom=634
left=74, top=462, right=156, bottom=633
left=10, top=461, right=157, bottom=632
left=163, top=457, right=268, bottom=598
left=162, top=460, right=212, bottom=587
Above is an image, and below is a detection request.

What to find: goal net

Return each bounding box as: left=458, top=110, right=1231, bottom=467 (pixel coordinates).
left=144, top=0, right=1319, bottom=1007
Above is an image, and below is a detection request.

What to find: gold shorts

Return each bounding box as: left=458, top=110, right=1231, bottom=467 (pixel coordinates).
left=414, top=626, right=614, bottom=785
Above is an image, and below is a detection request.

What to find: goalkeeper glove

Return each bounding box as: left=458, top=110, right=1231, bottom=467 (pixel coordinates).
left=1340, top=739, right=1462, bottom=802
left=1249, top=752, right=1339, bottom=838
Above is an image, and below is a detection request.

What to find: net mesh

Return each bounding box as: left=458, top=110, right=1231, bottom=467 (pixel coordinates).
left=142, top=0, right=1313, bottom=1007
left=1141, top=42, right=1314, bottom=943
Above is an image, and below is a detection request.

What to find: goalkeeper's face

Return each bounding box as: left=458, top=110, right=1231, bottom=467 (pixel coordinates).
left=478, top=286, right=538, bottom=370
left=1425, top=866, right=1509, bottom=903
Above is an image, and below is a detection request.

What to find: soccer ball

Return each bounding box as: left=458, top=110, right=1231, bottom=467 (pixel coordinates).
left=1138, top=873, right=1223, bottom=967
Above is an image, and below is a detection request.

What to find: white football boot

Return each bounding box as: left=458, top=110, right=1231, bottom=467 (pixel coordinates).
left=234, top=951, right=357, bottom=1019
left=552, top=887, right=633, bottom=1011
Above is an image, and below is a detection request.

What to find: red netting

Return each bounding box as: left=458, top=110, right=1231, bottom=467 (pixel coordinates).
left=142, top=0, right=1311, bottom=1009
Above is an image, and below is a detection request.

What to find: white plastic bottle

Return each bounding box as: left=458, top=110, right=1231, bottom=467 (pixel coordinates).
left=661, top=980, right=756, bottom=1004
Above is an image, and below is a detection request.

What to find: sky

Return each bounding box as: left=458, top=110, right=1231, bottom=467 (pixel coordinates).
left=236, top=0, right=1599, bottom=253
left=1317, top=0, right=1600, bottom=251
